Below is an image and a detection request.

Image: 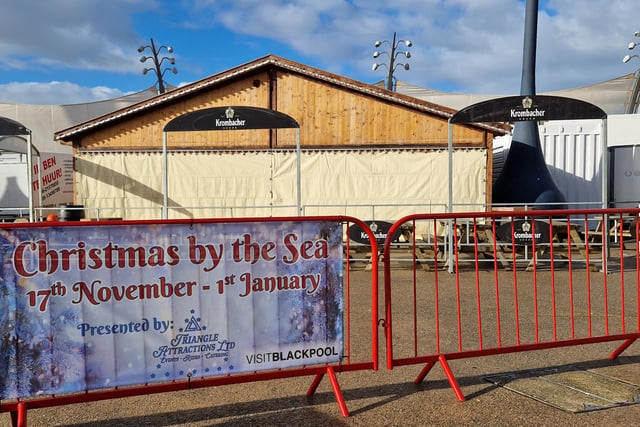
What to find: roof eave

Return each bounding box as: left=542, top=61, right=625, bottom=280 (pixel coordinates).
left=55, top=55, right=509, bottom=141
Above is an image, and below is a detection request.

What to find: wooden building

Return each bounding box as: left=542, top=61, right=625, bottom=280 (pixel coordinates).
left=55, top=55, right=509, bottom=220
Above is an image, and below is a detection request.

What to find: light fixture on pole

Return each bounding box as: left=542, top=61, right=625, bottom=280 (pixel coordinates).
left=138, top=38, right=178, bottom=94
left=622, top=31, right=640, bottom=114
left=372, top=32, right=412, bottom=91
left=623, top=31, right=640, bottom=63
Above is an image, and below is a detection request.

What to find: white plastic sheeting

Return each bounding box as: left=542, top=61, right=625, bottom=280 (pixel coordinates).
left=75, top=149, right=486, bottom=220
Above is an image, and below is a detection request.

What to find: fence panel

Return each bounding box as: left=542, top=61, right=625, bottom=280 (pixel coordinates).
left=383, top=208, right=640, bottom=401
left=0, top=216, right=379, bottom=426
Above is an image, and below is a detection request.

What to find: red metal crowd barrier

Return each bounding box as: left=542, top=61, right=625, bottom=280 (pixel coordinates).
left=6, top=208, right=640, bottom=424
left=382, top=208, right=640, bottom=401
left=0, top=215, right=379, bottom=426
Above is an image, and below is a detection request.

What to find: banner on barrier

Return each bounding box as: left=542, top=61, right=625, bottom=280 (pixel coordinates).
left=0, top=220, right=344, bottom=399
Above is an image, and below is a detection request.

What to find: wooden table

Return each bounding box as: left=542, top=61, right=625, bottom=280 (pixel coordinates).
left=456, top=220, right=600, bottom=272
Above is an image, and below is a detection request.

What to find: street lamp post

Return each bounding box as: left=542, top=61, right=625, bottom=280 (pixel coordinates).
left=623, top=31, right=640, bottom=114
left=372, top=32, right=412, bottom=91
left=138, top=38, right=178, bottom=94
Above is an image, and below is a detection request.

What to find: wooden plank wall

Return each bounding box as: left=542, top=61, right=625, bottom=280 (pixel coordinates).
left=73, top=70, right=493, bottom=152
left=275, top=72, right=488, bottom=148
left=78, top=73, right=274, bottom=150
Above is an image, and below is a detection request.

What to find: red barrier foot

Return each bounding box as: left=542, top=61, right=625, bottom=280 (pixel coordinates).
left=11, top=402, right=26, bottom=427
left=306, top=367, right=349, bottom=417
left=307, top=372, right=324, bottom=396
left=415, top=361, right=436, bottom=384
left=609, top=338, right=637, bottom=359
left=326, top=367, right=349, bottom=417
left=439, top=355, right=465, bottom=402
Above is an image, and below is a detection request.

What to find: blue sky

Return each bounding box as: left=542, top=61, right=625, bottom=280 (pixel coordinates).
left=0, top=0, right=639, bottom=104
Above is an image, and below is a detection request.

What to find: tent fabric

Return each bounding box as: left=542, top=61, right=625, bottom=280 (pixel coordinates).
left=0, top=88, right=157, bottom=156
left=393, top=73, right=635, bottom=115
left=74, top=149, right=486, bottom=222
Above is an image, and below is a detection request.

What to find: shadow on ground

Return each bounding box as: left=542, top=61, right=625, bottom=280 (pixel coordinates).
left=53, top=354, right=640, bottom=427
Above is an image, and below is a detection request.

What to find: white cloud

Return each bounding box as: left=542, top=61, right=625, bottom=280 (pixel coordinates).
left=195, top=0, right=640, bottom=94
left=0, top=82, right=128, bottom=105
left=0, top=0, right=639, bottom=105
left=0, top=0, right=157, bottom=74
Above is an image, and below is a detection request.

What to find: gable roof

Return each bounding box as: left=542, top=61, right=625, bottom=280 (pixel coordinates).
left=55, top=55, right=508, bottom=143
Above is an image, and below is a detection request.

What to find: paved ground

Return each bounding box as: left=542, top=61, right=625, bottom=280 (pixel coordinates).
left=7, top=347, right=639, bottom=426
left=3, top=267, right=640, bottom=426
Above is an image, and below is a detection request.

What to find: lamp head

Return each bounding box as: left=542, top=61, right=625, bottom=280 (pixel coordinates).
left=137, top=46, right=145, bottom=53
left=403, top=63, right=410, bottom=70
left=139, top=56, right=148, bottom=63
left=405, top=40, right=413, bottom=47
left=373, top=51, right=380, bottom=58
left=167, top=46, right=174, bottom=53
left=372, top=63, right=379, bottom=71
left=623, top=54, right=632, bottom=63
left=635, top=31, right=640, bottom=37
left=375, top=41, right=382, bottom=48
left=629, top=42, right=637, bottom=50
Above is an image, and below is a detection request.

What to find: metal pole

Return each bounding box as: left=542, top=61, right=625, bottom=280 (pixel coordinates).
left=625, top=69, right=640, bottom=114
left=601, top=118, right=608, bottom=210
left=387, top=32, right=397, bottom=90
left=37, top=155, right=42, bottom=218
left=162, top=132, right=168, bottom=219
left=601, top=118, right=609, bottom=272
left=448, top=119, right=453, bottom=213
left=296, top=128, right=302, bottom=215
left=26, top=131, right=34, bottom=222
left=150, top=38, right=167, bottom=94
left=448, top=119, right=454, bottom=273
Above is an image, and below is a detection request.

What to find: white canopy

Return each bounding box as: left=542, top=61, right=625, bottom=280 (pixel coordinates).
left=392, top=72, right=636, bottom=115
